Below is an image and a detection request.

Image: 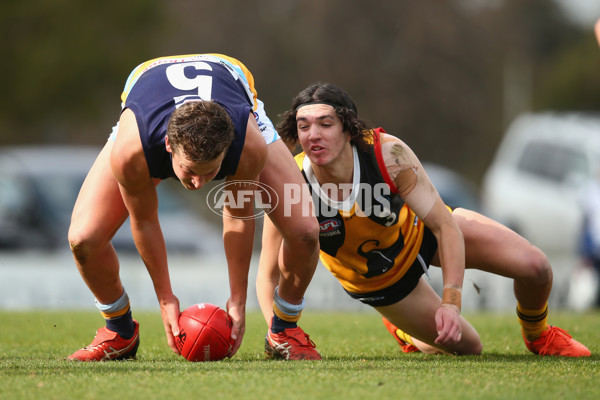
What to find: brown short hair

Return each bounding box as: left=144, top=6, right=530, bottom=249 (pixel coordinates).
left=277, top=83, right=370, bottom=151
left=166, top=100, right=234, bottom=162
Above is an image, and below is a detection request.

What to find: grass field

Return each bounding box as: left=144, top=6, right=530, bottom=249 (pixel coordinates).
left=1, top=310, right=598, bottom=400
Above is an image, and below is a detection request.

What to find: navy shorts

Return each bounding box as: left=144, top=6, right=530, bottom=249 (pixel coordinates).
left=344, top=226, right=438, bottom=307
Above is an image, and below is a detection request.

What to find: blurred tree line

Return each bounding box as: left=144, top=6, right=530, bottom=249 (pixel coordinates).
left=1, top=0, right=599, bottom=185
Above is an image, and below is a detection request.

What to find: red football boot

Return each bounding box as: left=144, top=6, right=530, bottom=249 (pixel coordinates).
left=265, top=326, right=321, bottom=360
left=67, top=321, right=140, bottom=361
left=523, top=325, right=590, bottom=357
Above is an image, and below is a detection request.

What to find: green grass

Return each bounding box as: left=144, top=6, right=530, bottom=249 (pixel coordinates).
left=1, top=310, right=598, bottom=400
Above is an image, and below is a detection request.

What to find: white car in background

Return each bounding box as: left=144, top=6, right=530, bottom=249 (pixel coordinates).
left=481, top=112, right=600, bottom=306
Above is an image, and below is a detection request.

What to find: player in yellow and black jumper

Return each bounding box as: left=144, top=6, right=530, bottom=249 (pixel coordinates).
left=256, top=82, right=590, bottom=357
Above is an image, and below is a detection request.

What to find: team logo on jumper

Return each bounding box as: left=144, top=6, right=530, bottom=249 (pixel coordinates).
left=206, top=180, right=278, bottom=220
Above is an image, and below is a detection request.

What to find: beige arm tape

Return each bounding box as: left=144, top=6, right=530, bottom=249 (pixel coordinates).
left=381, top=138, right=437, bottom=219
left=442, top=285, right=462, bottom=313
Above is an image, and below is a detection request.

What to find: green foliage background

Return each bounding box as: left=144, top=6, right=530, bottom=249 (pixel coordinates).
left=1, top=0, right=599, bottom=184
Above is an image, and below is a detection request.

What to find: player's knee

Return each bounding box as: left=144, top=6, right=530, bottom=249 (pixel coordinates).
left=453, top=324, right=483, bottom=355
left=299, top=218, right=320, bottom=250
left=458, top=335, right=483, bottom=356
left=68, top=238, right=88, bottom=265
left=68, top=226, right=96, bottom=264
left=285, top=218, right=319, bottom=251
left=523, top=247, right=553, bottom=286
left=469, top=341, right=483, bottom=355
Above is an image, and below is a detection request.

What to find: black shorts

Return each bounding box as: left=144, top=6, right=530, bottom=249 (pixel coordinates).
left=344, top=227, right=438, bottom=307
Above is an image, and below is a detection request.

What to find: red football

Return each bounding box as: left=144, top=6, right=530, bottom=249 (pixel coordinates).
left=176, top=303, right=233, bottom=362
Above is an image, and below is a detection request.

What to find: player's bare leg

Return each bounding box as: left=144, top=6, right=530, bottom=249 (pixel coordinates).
left=451, top=208, right=590, bottom=357
left=377, top=277, right=482, bottom=355
left=259, top=140, right=321, bottom=360
left=68, top=142, right=128, bottom=303
left=67, top=142, right=139, bottom=361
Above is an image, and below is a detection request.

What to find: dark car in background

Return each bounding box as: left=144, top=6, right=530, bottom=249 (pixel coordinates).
left=0, top=145, right=222, bottom=253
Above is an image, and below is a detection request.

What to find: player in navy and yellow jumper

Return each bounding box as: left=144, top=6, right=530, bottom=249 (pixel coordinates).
left=256, top=83, right=590, bottom=357
left=67, top=54, right=321, bottom=361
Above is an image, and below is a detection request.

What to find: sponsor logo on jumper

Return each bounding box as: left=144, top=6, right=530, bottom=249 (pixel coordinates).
left=320, top=219, right=341, bottom=232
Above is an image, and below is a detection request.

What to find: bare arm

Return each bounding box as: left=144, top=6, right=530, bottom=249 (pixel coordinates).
left=110, top=108, right=180, bottom=353
left=381, top=133, right=464, bottom=345
left=223, top=114, right=268, bottom=355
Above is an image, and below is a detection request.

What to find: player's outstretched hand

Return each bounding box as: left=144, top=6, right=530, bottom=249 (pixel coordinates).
left=434, top=304, right=462, bottom=346
left=159, top=293, right=181, bottom=354
left=226, top=298, right=246, bottom=357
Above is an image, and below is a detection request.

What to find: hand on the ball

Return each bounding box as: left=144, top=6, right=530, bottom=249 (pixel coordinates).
left=434, top=304, right=462, bottom=346
left=159, top=293, right=181, bottom=354
left=226, top=298, right=246, bottom=357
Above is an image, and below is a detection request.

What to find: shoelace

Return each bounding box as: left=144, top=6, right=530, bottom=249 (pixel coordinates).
left=290, top=333, right=316, bottom=348
left=280, top=331, right=317, bottom=352
left=303, top=334, right=317, bottom=349
left=538, top=326, right=571, bottom=356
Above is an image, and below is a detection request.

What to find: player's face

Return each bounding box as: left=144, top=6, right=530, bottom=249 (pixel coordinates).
left=166, top=139, right=224, bottom=190
left=296, top=104, right=350, bottom=167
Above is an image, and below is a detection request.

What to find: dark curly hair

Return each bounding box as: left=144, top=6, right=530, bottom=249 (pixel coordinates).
left=277, top=83, right=370, bottom=151
left=166, top=100, right=234, bottom=162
